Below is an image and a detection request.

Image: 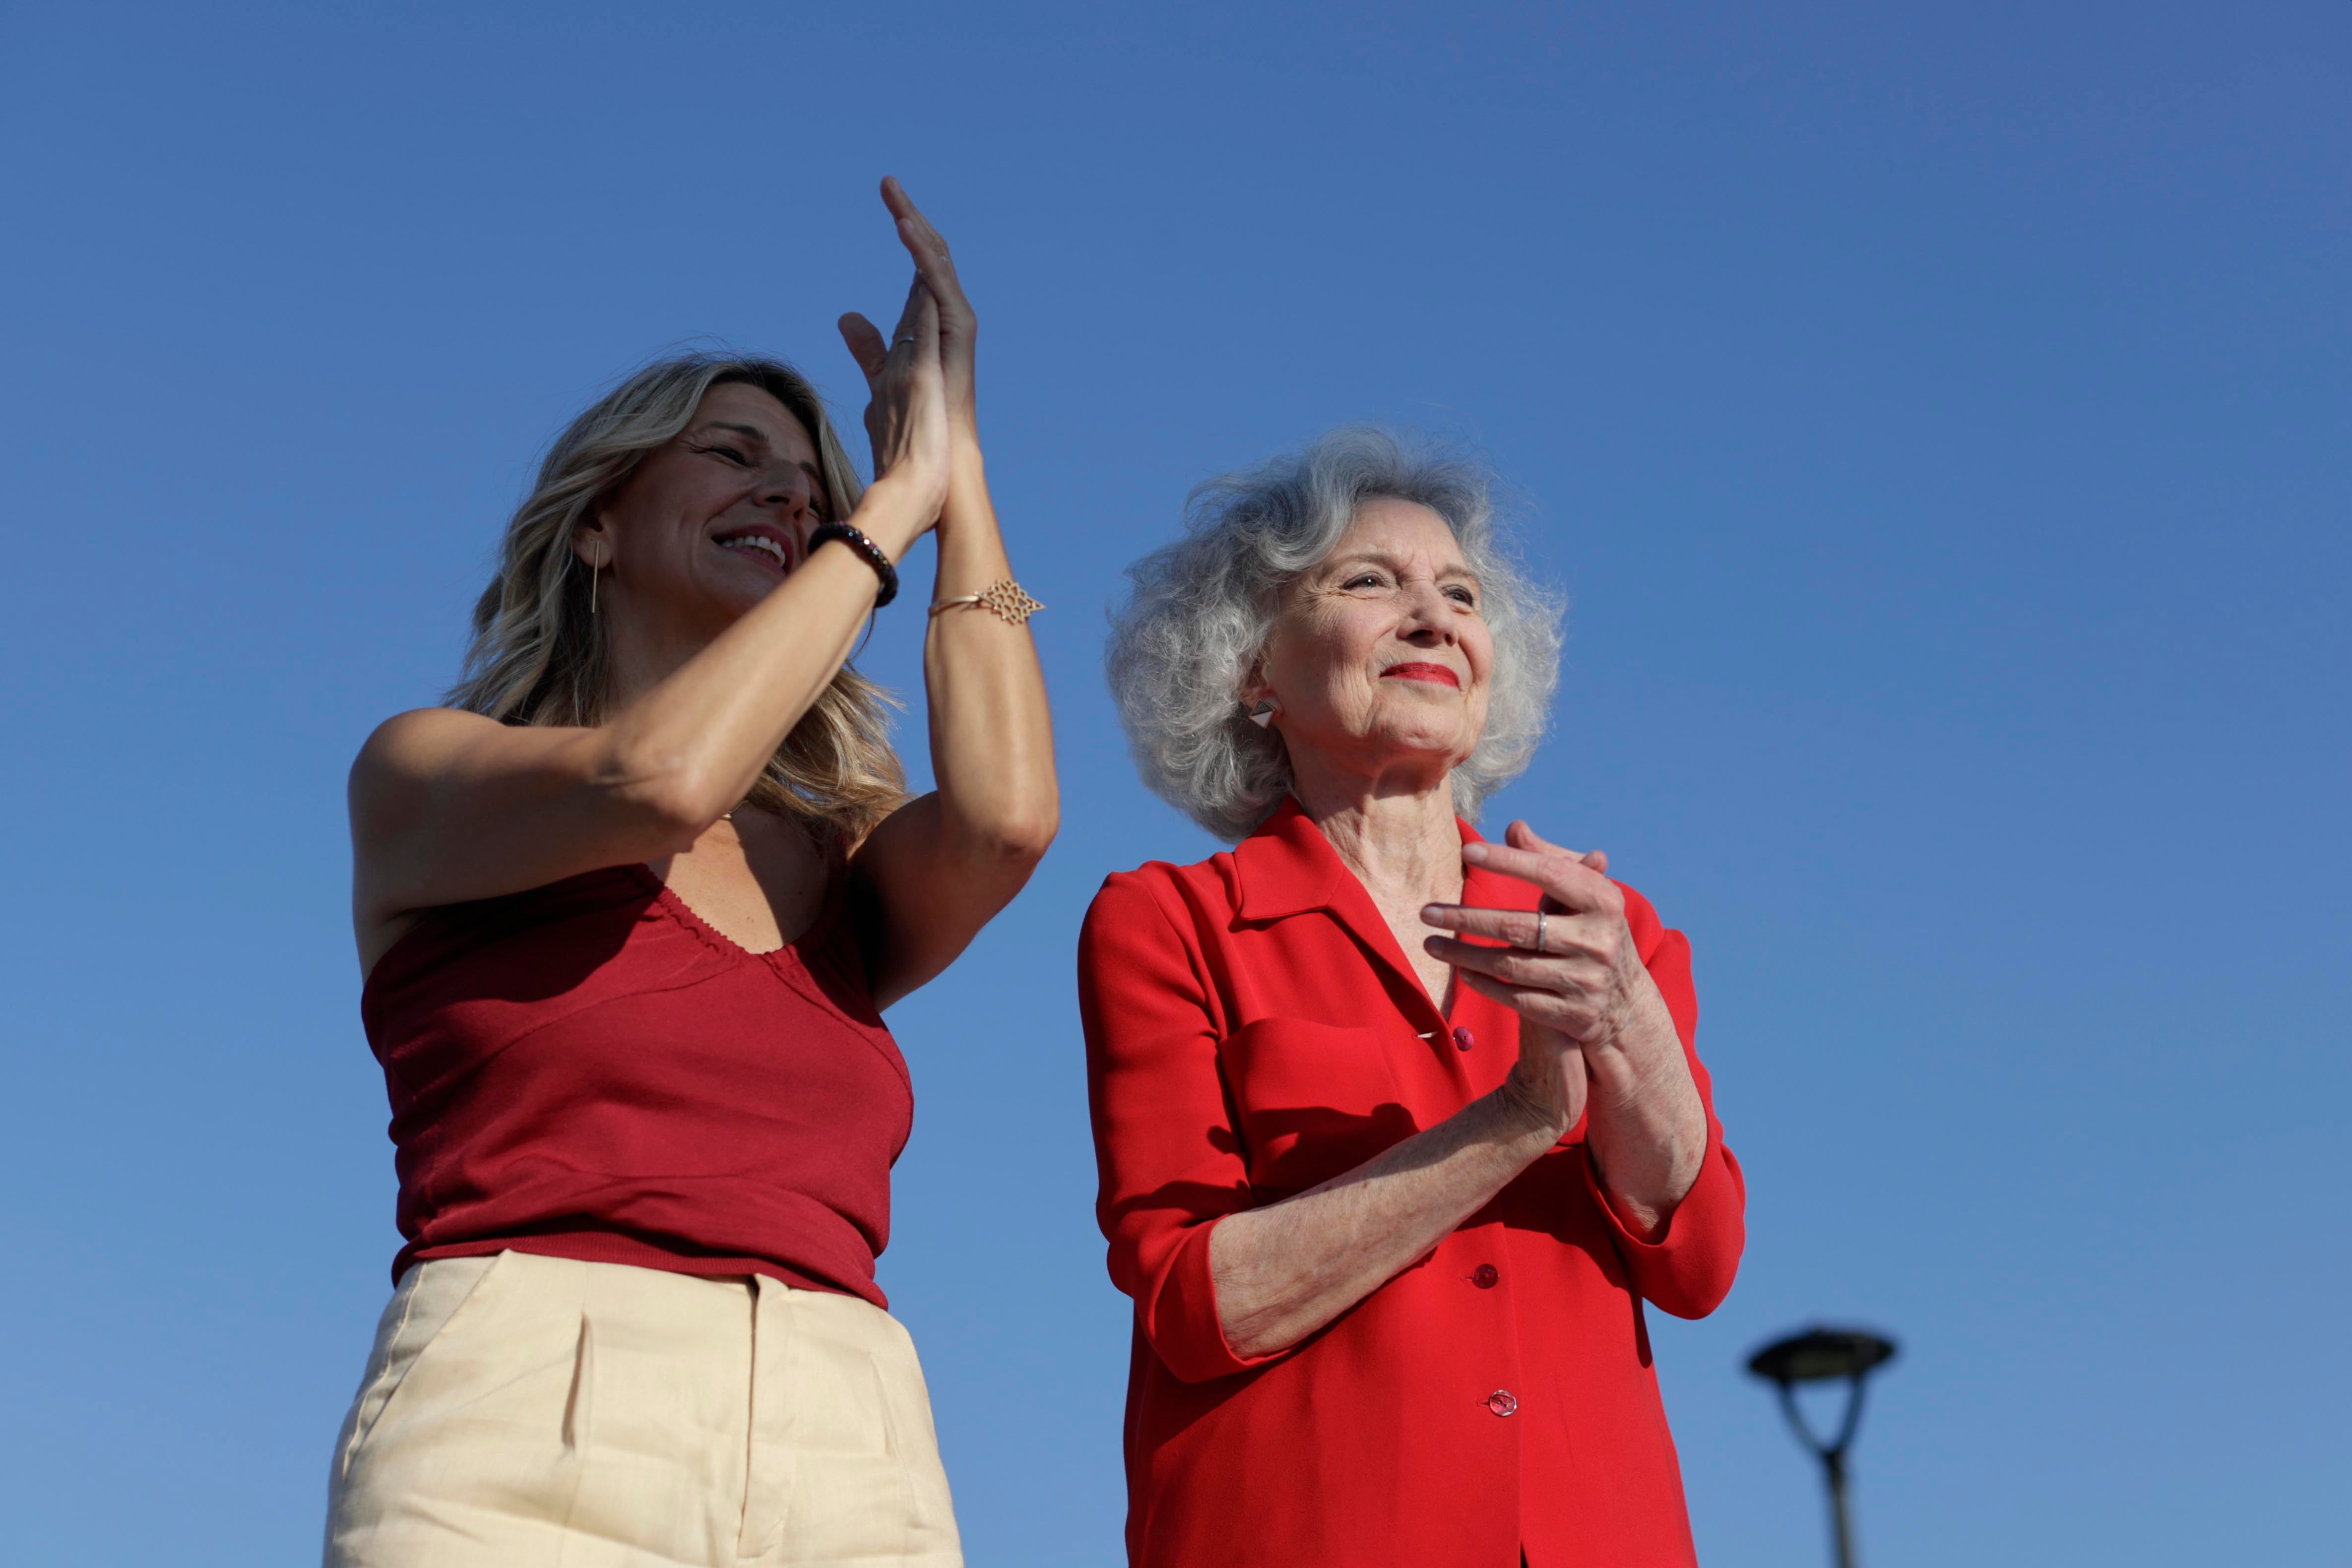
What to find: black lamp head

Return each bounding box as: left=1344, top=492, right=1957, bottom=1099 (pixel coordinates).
left=1747, top=1327, right=1898, bottom=1386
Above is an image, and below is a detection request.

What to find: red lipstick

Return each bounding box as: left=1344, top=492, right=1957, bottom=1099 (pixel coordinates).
left=1382, top=662, right=1461, bottom=689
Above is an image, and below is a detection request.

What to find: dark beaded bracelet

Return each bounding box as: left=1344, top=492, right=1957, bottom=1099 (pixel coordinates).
left=806, top=521, right=899, bottom=608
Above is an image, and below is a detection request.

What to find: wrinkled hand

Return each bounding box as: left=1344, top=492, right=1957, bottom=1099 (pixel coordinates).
left=840, top=177, right=977, bottom=442
left=1421, top=820, right=1675, bottom=1136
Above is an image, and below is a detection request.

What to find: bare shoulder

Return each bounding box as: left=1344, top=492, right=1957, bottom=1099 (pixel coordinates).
left=349, top=707, right=519, bottom=823
left=352, top=706, right=501, bottom=786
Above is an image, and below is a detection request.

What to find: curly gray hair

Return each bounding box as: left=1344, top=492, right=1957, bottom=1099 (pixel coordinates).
left=1106, top=427, right=1563, bottom=841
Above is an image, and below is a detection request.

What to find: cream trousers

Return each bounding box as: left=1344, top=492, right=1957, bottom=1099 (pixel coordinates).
left=323, top=1252, right=963, bottom=1567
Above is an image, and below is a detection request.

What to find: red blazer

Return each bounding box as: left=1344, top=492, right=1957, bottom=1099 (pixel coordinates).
left=1079, top=800, right=1745, bottom=1568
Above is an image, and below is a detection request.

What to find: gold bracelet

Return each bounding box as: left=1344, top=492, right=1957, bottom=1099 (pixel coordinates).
left=928, top=580, right=1044, bottom=626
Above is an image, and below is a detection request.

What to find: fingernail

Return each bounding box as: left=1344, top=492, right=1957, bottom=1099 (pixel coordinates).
left=1462, top=843, right=1488, bottom=862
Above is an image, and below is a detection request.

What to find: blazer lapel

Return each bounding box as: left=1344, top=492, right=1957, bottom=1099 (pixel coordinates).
left=1232, top=799, right=1490, bottom=1036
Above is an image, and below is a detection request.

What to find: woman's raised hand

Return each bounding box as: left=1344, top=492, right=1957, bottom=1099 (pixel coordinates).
left=838, top=192, right=953, bottom=552
left=857, top=177, right=975, bottom=438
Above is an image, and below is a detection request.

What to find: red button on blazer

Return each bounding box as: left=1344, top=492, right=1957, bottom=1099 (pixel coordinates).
left=1078, top=801, right=1746, bottom=1568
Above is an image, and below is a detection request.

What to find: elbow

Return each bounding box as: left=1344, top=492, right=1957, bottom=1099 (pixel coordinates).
left=602, top=746, right=733, bottom=853
left=1686, top=1255, right=1745, bottom=1319
left=1644, top=1251, right=1744, bottom=1321
left=995, top=802, right=1060, bottom=864
left=962, top=796, right=1059, bottom=868
left=1650, top=1282, right=1735, bottom=1322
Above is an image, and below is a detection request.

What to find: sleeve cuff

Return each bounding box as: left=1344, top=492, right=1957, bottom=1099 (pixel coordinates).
left=1142, top=1215, right=1285, bottom=1383
left=1581, top=1121, right=1746, bottom=1318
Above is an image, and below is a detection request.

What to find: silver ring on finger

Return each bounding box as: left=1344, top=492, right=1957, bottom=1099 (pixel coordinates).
left=892, top=335, right=918, bottom=348
left=1532, top=909, right=1548, bottom=952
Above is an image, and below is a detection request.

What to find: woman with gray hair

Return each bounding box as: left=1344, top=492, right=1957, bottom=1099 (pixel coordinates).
left=324, top=181, right=1053, bottom=1566
left=1081, top=429, right=1745, bottom=1568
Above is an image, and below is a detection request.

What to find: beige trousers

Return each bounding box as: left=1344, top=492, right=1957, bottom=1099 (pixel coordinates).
left=323, top=1252, right=962, bottom=1567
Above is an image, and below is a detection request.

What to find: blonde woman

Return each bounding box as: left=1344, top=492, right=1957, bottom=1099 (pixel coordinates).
left=324, top=181, right=1054, bottom=1568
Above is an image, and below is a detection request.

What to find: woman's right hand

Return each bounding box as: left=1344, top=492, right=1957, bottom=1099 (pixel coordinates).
left=840, top=270, right=951, bottom=556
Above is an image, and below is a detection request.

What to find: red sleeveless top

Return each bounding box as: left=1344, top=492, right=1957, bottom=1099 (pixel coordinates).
left=361, top=864, right=913, bottom=1307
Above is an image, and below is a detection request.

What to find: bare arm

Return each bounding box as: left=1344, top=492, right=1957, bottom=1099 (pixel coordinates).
left=841, top=180, right=1058, bottom=1008
left=1208, top=1086, right=1562, bottom=1360
left=350, top=287, right=950, bottom=949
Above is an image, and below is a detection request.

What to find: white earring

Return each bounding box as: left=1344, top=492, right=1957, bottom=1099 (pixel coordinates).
left=586, top=540, right=606, bottom=615
left=1246, top=700, right=1277, bottom=729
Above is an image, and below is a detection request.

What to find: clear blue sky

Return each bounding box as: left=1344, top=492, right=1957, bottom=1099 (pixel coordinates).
left=3, top=4, right=2345, bottom=1564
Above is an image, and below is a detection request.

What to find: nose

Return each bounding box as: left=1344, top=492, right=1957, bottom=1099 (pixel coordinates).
left=759, top=466, right=815, bottom=522
left=1398, top=580, right=1458, bottom=645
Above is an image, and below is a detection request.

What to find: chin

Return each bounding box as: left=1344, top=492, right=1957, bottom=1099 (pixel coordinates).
left=1367, top=727, right=1476, bottom=765
left=713, top=568, right=786, bottom=610
left=1365, top=705, right=1473, bottom=748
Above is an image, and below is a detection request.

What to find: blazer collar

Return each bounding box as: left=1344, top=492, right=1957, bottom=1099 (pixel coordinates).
left=1232, top=798, right=1352, bottom=922
left=1233, top=797, right=1526, bottom=923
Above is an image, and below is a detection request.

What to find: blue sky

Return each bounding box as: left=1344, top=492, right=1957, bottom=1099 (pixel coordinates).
left=2, top=3, right=2346, bottom=1563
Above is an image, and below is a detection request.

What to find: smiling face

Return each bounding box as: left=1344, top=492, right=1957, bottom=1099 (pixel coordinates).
left=1250, top=497, right=1494, bottom=789
left=575, top=380, right=833, bottom=645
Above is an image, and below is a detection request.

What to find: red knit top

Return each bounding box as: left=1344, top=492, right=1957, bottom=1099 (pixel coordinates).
left=360, top=864, right=913, bottom=1306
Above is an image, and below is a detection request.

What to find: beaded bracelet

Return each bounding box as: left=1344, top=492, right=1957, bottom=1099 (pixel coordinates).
left=807, top=522, right=898, bottom=607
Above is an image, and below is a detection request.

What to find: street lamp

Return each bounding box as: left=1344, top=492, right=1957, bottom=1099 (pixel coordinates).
left=1746, top=1326, right=1898, bottom=1568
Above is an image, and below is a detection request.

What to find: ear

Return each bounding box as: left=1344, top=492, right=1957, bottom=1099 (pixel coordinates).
left=1236, top=655, right=1271, bottom=708
left=572, top=519, right=612, bottom=569
left=1236, top=662, right=1281, bottom=728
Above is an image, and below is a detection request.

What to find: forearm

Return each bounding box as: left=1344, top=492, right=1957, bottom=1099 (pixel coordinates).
left=599, top=486, right=926, bottom=832
left=919, top=446, right=1058, bottom=858
left=1582, top=995, right=1709, bottom=1238
left=1208, top=1089, right=1559, bottom=1359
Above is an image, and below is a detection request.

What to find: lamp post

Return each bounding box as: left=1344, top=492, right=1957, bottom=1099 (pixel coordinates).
left=1746, top=1326, right=1898, bottom=1568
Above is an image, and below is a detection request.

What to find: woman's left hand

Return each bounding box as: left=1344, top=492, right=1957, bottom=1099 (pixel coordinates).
left=1422, top=821, right=1673, bottom=1064
left=840, top=177, right=977, bottom=443
left=1423, top=819, right=1707, bottom=1235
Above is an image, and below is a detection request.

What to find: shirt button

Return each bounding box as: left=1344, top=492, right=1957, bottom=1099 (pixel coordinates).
left=1472, top=1264, right=1500, bottom=1289
left=1485, top=1390, right=1519, bottom=1418
left=1452, top=1026, right=1475, bottom=1052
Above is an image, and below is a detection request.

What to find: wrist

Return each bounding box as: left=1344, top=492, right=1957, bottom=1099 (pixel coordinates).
left=939, top=441, right=989, bottom=518
left=1583, top=995, right=1678, bottom=1086
left=846, top=478, right=932, bottom=559
left=806, top=521, right=900, bottom=608
left=1489, top=1068, right=1572, bottom=1145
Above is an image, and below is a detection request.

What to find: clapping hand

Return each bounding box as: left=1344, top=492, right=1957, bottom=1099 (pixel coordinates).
left=839, top=177, right=976, bottom=472
left=1421, top=820, right=1677, bottom=1136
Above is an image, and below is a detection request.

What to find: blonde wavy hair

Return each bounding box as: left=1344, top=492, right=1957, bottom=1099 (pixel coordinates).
left=448, top=351, right=906, bottom=846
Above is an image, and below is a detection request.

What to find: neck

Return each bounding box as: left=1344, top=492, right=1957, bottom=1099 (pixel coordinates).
left=1287, top=752, right=1464, bottom=910
left=598, top=595, right=717, bottom=716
